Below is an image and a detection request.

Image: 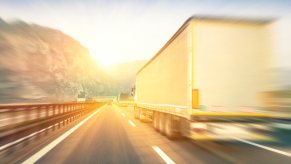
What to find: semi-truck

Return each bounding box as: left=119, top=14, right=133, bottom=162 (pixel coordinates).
left=117, top=93, right=134, bottom=107
left=134, top=16, right=275, bottom=141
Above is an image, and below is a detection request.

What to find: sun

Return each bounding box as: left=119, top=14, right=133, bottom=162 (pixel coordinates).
left=89, top=50, right=123, bottom=69
left=98, top=56, right=116, bottom=66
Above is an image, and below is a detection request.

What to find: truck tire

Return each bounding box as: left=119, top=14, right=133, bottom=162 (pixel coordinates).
left=153, top=112, right=159, bottom=131
left=134, top=106, right=139, bottom=119
left=139, top=109, right=144, bottom=122
left=158, top=112, right=166, bottom=135
left=165, top=114, right=175, bottom=139
left=180, top=118, right=190, bottom=137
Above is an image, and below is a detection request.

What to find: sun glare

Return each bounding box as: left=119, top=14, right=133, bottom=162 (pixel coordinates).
left=89, top=50, right=125, bottom=69
left=99, top=56, right=115, bottom=66
left=91, top=54, right=116, bottom=68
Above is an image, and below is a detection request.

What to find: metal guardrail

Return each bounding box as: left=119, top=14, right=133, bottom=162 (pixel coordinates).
left=0, top=102, right=104, bottom=154
left=0, top=102, right=92, bottom=128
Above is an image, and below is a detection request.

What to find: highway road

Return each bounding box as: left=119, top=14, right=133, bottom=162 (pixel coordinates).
left=19, top=104, right=291, bottom=164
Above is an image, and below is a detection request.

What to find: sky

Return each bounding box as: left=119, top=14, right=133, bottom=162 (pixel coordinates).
left=0, top=0, right=291, bottom=67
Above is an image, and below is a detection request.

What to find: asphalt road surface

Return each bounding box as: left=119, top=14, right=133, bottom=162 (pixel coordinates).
left=21, top=104, right=291, bottom=164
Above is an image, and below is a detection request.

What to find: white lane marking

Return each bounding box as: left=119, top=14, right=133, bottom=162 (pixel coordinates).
left=234, top=137, right=291, bottom=157
left=152, top=146, right=175, bottom=164
left=113, top=105, right=126, bottom=118
left=22, top=105, right=106, bottom=164
left=128, top=120, right=136, bottom=127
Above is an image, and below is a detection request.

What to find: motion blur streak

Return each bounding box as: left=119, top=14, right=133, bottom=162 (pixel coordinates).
left=0, top=1, right=291, bottom=163
left=22, top=105, right=106, bottom=164
left=234, top=137, right=291, bottom=157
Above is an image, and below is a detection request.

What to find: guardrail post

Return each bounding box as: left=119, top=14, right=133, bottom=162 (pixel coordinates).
left=37, top=106, right=41, bottom=119
left=46, top=105, right=49, bottom=118
left=72, top=104, right=74, bottom=121
left=26, top=106, right=31, bottom=121
left=9, top=108, right=14, bottom=125
left=53, top=105, right=56, bottom=116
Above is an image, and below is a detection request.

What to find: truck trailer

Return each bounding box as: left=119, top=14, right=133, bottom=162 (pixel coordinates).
left=134, top=16, right=274, bottom=141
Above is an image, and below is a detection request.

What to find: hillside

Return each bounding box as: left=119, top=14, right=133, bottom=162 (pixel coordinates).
left=0, top=18, right=148, bottom=103
left=0, top=18, right=109, bottom=103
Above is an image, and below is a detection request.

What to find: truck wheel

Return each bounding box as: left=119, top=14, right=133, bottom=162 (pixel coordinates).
left=153, top=112, right=159, bottom=130
left=180, top=118, right=190, bottom=137
left=158, top=112, right=166, bottom=135
left=165, top=114, right=174, bottom=139
left=134, top=106, right=139, bottom=119
left=139, top=109, right=143, bottom=121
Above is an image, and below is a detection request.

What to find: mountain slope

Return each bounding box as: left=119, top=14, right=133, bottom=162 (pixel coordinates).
left=0, top=18, right=107, bottom=103
left=0, top=18, right=148, bottom=103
